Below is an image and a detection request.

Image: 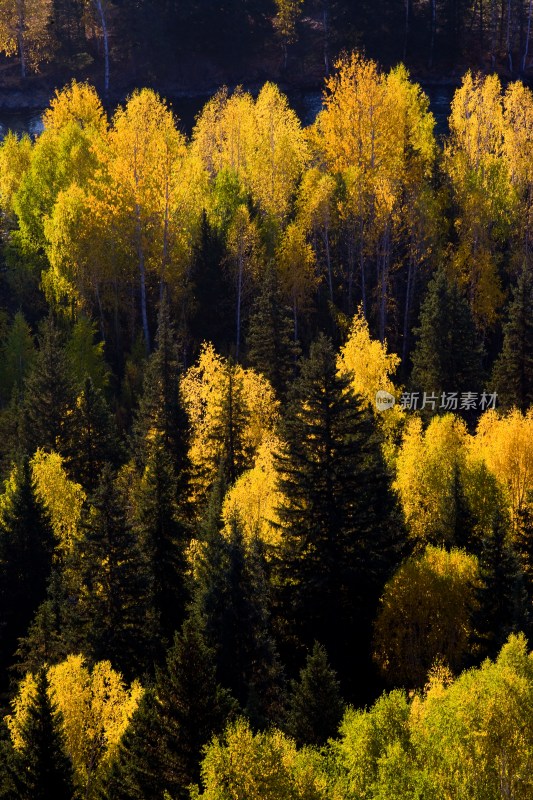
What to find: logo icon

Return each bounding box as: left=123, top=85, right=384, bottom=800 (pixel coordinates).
left=376, top=390, right=396, bottom=412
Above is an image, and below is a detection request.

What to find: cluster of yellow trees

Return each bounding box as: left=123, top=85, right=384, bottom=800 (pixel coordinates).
left=1, top=56, right=532, bottom=356
left=193, top=634, right=533, bottom=800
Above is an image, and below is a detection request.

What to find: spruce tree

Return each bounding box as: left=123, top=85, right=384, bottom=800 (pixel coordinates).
left=284, top=642, right=344, bottom=747
left=476, top=509, right=529, bottom=660
left=274, top=334, right=404, bottom=695
left=209, top=361, right=250, bottom=487
left=22, top=316, right=76, bottom=456
left=193, top=517, right=284, bottom=727
left=131, top=294, right=188, bottom=478
left=66, top=378, right=122, bottom=493
left=492, top=267, right=533, bottom=411
left=410, top=270, right=484, bottom=399
left=515, top=491, right=533, bottom=600
left=98, top=617, right=235, bottom=800
left=188, top=211, right=231, bottom=352
left=13, top=571, right=68, bottom=676
left=247, top=263, right=298, bottom=397
left=0, top=718, right=17, bottom=800
left=0, top=312, right=35, bottom=406
left=11, top=669, right=74, bottom=800
left=65, top=465, right=156, bottom=679
left=132, top=437, right=189, bottom=646
left=0, top=459, right=54, bottom=681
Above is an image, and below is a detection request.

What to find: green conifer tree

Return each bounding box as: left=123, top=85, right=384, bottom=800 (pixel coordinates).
left=0, top=312, right=35, bottom=406
left=131, top=294, right=188, bottom=478
left=22, top=316, right=76, bottom=456
left=132, top=438, right=189, bottom=646
left=193, top=517, right=284, bottom=727
left=66, top=315, right=110, bottom=393
left=247, top=263, right=298, bottom=397
left=188, top=211, right=231, bottom=352
left=284, top=642, right=344, bottom=747
left=476, top=509, right=529, bottom=660
left=13, top=570, right=68, bottom=676
left=274, top=334, right=404, bottom=695
left=0, top=459, right=54, bottom=681
left=66, top=465, right=156, bottom=679
left=410, top=270, right=485, bottom=399
left=66, top=378, right=122, bottom=493
left=492, top=267, right=533, bottom=411
left=98, top=617, right=235, bottom=800
left=11, top=669, right=74, bottom=800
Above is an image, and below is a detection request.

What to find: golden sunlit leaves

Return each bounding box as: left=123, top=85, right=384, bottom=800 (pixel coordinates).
left=181, top=343, right=279, bottom=502
left=0, top=0, right=54, bottom=73
left=6, top=656, right=142, bottom=794
left=393, top=414, right=469, bottom=546
left=193, top=83, right=308, bottom=226
left=43, top=81, right=107, bottom=135
left=337, top=307, right=400, bottom=409
left=222, top=435, right=283, bottom=548
left=31, top=449, right=86, bottom=552
left=472, top=408, right=533, bottom=524
left=373, top=545, right=481, bottom=688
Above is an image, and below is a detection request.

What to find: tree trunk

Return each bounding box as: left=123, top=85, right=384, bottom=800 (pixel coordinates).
left=429, top=0, right=437, bottom=68
left=236, top=255, right=243, bottom=362
left=403, top=0, right=410, bottom=61
left=135, top=203, right=151, bottom=353
left=507, top=0, right=513, bottom=72
left=17, top=0, right=25, bottom=78
left=323, top=227, right=333, bottom=301
left=323, top=0, right=330, bottom=75
left=523, top=0, right=533, bottom=71
left=93, top=0, right=110, bottom=97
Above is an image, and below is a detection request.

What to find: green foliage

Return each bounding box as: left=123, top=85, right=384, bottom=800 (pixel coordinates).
left=67, top=378, right=121, bottom=492
left=194, top=717, right=325, bottom=800
left=0, top=313, right=36, bottom=406
left=492, top=266, right=533, bottom=411
left=0, top=459, right=54, bottom=681
left=131, top=438, right=189, bottom=646
left=65, top=465, right=156, bottom=679
left=66, top=315, right=109, bottom=392
left=476, top=508, right=529, bottom=660
left=274, top=334, right=404, bottom=693
left=411, top=269, right=484, bottom=400
left=22, top=315, right=76, bottom=456
left=285, top=642, right=344, bottom=747
left=192, top=517, right=284, bottom=727
left=100, top=617, right=235, bottom=800
left=247, top=263, right=298, bottom=397
left=9, top=669, right=74, bottom=800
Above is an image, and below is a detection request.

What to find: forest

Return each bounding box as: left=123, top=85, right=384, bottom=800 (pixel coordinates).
left=2, top=0, right=533, bottom=92
left=0, top=46, right=532, bottom=800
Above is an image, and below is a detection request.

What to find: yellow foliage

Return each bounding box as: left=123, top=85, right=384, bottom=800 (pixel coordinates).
left=393, top=414, right=469, bottom=545
left=31, top=449, right=86, bottom=551
left=42, top=80, right=107, bottom=135
left=181, top=343, right=280, bottom=502
left=277, top=220, right=317, bottom=319
left=337, top=306, right=400, bottom=409
left=222, top=435, right=283, bottom=548
left=193, top=83, right=307, bottom=223
left=445, top=72, right=519, bottom=327
left=0, top=132, right=32, bottom=216
left=373, top=545, right=480, bottom=687
left=471, top=408, right=533, bottom=524
left=0, top=0, right=54, bottom=71
left=196, top=717, right=325, bottom=800
left=7, top=656, right=143, bottom=793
